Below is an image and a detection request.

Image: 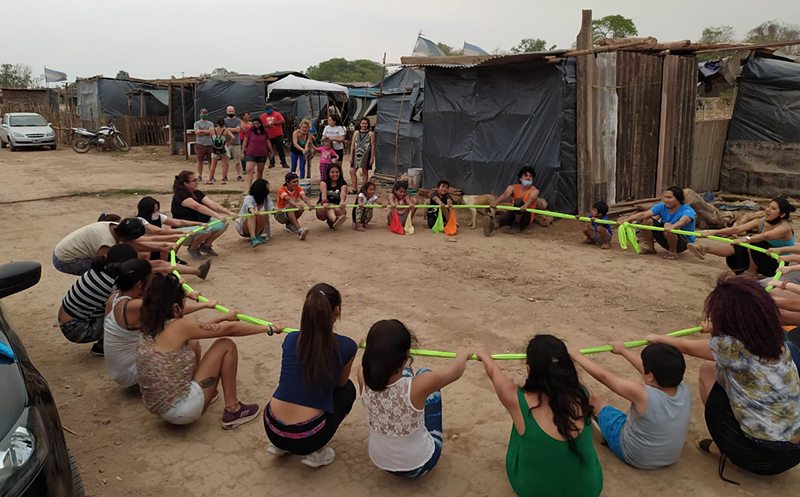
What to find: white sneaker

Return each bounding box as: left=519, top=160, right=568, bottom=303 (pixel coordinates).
left=267, top=444, right=289, bottom=457
left=285, top=224, right=298, bottom=234
left=298, top=227, right=309, bottom=241
left=300, top=446, right=335, bottom=468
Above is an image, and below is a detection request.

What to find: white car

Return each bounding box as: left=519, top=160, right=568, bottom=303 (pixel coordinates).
left=0, top=113, right=57, bottom=151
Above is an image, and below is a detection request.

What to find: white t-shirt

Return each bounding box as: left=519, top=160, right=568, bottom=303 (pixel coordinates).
left=54, top=222, right=117, bottom=262
left=235, top=195, right=275, bottom=236
left=358, top=192, right=379, bottom=205
left=136, top=213, right=168, bottom=227
left=322, top=125, right=346, bottom=152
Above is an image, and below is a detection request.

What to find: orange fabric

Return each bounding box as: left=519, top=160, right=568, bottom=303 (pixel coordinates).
left=512, top=184, right=536, bottom=219
left=444, top=211, right=457, bottom=236
left=277, top=185, right=304, bottom=209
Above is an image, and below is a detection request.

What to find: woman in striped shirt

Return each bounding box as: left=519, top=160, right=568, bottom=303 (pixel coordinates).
left=57, top=243, right=139, bottom=356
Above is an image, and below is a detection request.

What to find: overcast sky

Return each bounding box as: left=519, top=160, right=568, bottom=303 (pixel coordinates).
left=7, top=0, right=799, bottom=81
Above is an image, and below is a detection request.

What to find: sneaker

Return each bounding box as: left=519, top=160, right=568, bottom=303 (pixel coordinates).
left=90, top=341, right=104, bottom=356
left=221, top=402, right=260, bottom=430
left=601, top=242, right=611, bottom=250
left=198, top=176, right=203, bottom=182
left=483, top=215, right=494, bottom=237
left=687, top=243, right=706, bottom=260
left=267, top=444, right=289, bottom=457
left=187, top=248, right=206, bottom=260
left=199, top=246, right=219, bottom=257
left=285, top=224, right=299, bottom=234
left=326, top=219, right=334, bottom=230
left=268, top=164, right=276, bottom=169
left=509, top=223, right=521, bottom=235
left=237, top=175, right=243, bottom=182
left=197, top=260, right=212, bottom=280
left=250, top=237, right=264, bottom=248
left=281, top=163, right=290, bottom=169
left=333, top=216, right=347, bottom=230
left=298, top=227, right=309, bottom=241
left=300, top=446, right=336, bottom=468
left=175, top=257, right=189, bottom=266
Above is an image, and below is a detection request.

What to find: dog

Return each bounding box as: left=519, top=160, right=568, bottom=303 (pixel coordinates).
left=461, top=194, right=497, bottom=229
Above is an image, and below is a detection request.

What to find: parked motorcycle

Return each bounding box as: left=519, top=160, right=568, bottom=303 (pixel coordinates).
left=70, top=121, right=130, bottom=153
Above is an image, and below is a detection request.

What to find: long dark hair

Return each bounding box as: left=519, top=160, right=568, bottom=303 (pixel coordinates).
left=359, top=181, right=376, bottom=196
left=523, top=334, right=592, bottom=463
left=298, top=283, right=341, bottom=387
left=249, top=179, right=270, bottom=206
left=705, top=274, right=785, bottom=360
left=250, top=118, right=266, bottom=135
left=90, top=243, right=138, bottom=277
left=116, top=259, right=152, bottom=292
left=665, top=185, right=685, bottom=204
left=173, top=170, right=196, bottom=199
left=768, top=196, right=796, bottom=225
left=325, top=163, right=343, bottom=184
left=137, top=197, right=162, bottom=228
left=140, top=273, right=185, bottom=338
left=114, top=218, right=145, bottom=242
left=362, top=319, right=417, bottom=391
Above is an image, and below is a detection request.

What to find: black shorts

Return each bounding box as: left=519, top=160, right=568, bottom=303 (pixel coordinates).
left=726, top=241, right=778, bottom=277
left=652, top=219, right=689, bottom=253
left=245, top=155, right=268, bottom=163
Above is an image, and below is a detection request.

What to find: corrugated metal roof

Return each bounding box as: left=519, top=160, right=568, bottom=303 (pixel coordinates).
left=400, top=49, right=569, bottom=68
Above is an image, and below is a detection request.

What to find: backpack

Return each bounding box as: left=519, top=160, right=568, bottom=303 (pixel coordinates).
left=211, top=128, right=227, bottom=154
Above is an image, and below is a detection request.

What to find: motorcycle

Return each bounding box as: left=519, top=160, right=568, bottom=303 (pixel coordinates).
left=70, top=121, right=130, bottom=153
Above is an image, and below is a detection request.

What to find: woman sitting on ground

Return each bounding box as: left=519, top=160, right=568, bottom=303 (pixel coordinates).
left=171, top=170, right=234, bottom=260
left=104, top=259, right=218, bottom=388
left=137, top=273, right=280, bottom=427
left=477, top=335, right=603, bottom=497
left=53, top=218, right=155, bottom=275
left=58, top=243, right=139, bottom=356
left=647, top=275, right=800, bottom=482
left=620, top=186, right=696, bottom=260
left=264, top=283, right=358, bottom=468
left=235, top=179, right=274, bottom=248
left=687, top=196, right=795, bottom=277
left=316, top=163, right=349, bottom=230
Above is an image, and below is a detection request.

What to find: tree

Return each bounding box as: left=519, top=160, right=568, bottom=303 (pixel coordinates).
left=698, top=25, right=736, bottom=44
left=211, top=67, right=236, bottom=76
left=436, top=42, right=463, bottom=56
left=116, top=70, right=130, bottom=80
left=592, top=15, right=638, bottom=44
left=510, top=38, right=557, bottom=53
left=0, top=63, right=37, bottom=88
left=746, top=20, right=800, bottom=55
left=306, top=58, right=384, bottom=83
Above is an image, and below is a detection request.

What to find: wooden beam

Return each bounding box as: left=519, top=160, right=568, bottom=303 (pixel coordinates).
left=576, top=9, right=595, bottom=213
left=656, top=55, right=678, bottom=193
left=180, top=83, right=187, bottom=161
left=167, top=82, right=173, bottom=154
left=399, top=54, right=493, bottom=66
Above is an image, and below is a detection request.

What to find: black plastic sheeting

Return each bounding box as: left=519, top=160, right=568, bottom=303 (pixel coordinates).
left=195, top=79, right=267, bottom=122
left=421, top=60, right=577, bottom=213
left=727, top=57, right=800, bottom=143
left=374, top=83, right=424, bottom=177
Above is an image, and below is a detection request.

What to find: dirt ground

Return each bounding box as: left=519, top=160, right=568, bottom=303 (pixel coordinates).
left=1, top=146, right=798, bottom=496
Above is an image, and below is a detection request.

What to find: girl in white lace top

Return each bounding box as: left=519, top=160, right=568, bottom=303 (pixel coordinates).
left=358, top=319, right=470, bottom=477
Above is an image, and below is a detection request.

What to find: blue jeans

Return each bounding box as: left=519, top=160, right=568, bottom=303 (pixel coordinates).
left=290, top=151, right=306, bottom=178
left=389, top=367, right=443, bottom=478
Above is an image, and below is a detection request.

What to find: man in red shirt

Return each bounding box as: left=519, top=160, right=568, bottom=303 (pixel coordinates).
left=259, top=104, right=288, bottom=168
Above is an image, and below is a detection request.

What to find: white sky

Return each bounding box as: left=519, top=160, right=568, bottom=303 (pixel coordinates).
left=7, top=0, right=799, bottom=81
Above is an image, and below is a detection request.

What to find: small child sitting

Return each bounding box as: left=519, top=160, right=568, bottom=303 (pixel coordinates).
left=317, top=138, right=339, bottom=181
left=352, top=181, right=383, bottom=231
left=427, top=180, right=455, bottom=229
left=570, top=342, right=691, bottom=469
left=582, top=201, right=612, bottom=249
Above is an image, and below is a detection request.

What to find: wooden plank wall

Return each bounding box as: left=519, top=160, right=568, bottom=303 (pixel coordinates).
left=656, top=55, right=697, bottom=192
left=615, top=51, right=664, bottom=201
left=690, top=119, right=730, bottom=191
left=114, top=116, right=169, bottom=146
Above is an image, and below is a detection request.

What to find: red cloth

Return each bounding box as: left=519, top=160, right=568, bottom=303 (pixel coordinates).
left=389, top=211, right=405, bottom=235
left=260, top=112, right=285, bottom=139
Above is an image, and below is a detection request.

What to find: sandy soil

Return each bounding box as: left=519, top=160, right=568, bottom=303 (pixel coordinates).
left=1, top=146, right=798, bottom=496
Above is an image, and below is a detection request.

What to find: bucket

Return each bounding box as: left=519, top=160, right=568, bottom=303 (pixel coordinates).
left=299, top=178, right=312, bottom=191
left=407, top=168, right=423, bottom=189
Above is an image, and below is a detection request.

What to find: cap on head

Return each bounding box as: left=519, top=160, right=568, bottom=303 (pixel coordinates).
left=285, top=172, right=298, bottom=183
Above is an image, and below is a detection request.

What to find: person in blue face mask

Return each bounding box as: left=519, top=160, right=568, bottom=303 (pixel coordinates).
left=486, top=166, right=540, bottom=236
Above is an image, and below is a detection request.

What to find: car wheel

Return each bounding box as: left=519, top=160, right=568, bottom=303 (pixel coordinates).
left=8, top=139, right=17, bottom=151
left=50, top=144, right=57, bottom=150
left=67, top=446, right=85, bottom=497
left=0, top=137, right=6, bottom=148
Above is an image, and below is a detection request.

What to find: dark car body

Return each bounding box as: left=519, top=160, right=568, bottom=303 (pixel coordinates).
left=0, top=261, right=83, bottom=496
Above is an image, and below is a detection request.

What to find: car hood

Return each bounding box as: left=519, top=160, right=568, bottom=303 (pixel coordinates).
left=0, top=310, right=28, bottom=436
left=9, top=125, right=53, bottom=134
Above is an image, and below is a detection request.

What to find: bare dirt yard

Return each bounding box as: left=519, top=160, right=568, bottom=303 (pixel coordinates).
left=1, top=146, right=798, bottom=496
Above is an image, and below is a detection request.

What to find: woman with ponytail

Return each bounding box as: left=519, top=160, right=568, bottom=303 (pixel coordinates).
left=476, top=335, right=603, bottom=497
left=137, top=273, right=281, bottom=428
left=264, top=283, right=358, bottom=468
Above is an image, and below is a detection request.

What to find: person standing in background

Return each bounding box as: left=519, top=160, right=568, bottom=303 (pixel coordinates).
left=193, top=109, right=214, bottom=182
left=260, top=104, right=288, bottom=168
left=224, top=106, right=244, bottom=182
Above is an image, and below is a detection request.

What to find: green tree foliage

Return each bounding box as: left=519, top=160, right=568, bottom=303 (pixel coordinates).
left=0, top=63, right=37, bottom=88
left=592, top=15, right=638, bottom=44
left=746, top=20, right=800, bottom=55
left=510, top=38, right=557, bottom=53
left=211, top=67, right=236, bottom=76
left=306, top=58, right=384, bottom=83
left=696, top=25, right=738, bottom=61
left=115, top=70, right=130, bottom=80
left=436, top=42, right=463, bottom=56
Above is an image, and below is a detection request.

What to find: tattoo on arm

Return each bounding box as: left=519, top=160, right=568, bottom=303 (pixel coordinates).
left=198, top=376, right=218, bottom=388
left=198, top=322, right=221, bottom=333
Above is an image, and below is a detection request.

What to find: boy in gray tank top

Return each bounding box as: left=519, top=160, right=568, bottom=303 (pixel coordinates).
left=570, top=342, right=691, bottom=469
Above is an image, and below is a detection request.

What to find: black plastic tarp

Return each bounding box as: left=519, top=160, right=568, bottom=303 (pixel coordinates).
left=382, top=67, right=425, bottom=92
left=421, top=60, right=577, bottom=213
left=727, top=57, right=800, bottom=143
left=374, top=84, right=424, bottom=177
left=195, top=79, right=266, bottom=122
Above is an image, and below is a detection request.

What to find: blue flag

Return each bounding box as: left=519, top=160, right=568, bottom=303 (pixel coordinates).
left=44, top=67, right=67, bottom=83
left=463, top=42, right=489, bottom=56
left=412, top=36, right=446, bottom=57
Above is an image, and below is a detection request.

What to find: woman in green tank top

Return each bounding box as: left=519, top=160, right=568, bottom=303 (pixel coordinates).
left=476, top=335, right=603, bottom=497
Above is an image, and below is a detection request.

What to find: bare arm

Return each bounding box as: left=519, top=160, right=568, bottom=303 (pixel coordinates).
left=337, top=356, right=355, bottom=388
left=520, top=188, right=540, bottom=212
left=708, top=218, right=760, bottom=237
left=610, top=341, right=645, bottom=374
left=181, top=197, right=222, bottom=220
left=570, top=348, right=648, bottom=413
left=201, top=196, right=234, bottom=217
left=490, top=186, right=515, bottom=208
left=163, top=216, right=203, bottom=228
left=623, top=209, right=656, bottom=224
left=476, top=352, right=524, bottom=432
left=749, top=224, right=793, bottom=244
left=369, top=132, right=375, bottom=165
left=644, top=334, right=714, bottom=361
left=410, top=349, right=470, bottom=409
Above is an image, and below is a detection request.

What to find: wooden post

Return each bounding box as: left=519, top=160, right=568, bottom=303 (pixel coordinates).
left=378, top=52, right=387, bottom=94
left=393, top=70, right=411, bottom=181
left=576, top=9, right=595, bottom=213
left=167, top=82, right=174, bottom=154
left=139, top=92, right=144, bottom=117
left=180, top=83, right=188, bottom=160
left=656, top=56, right=677, bottom=193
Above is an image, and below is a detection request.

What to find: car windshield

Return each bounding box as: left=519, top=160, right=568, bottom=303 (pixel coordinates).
left=9, top=115, right=48, bottom=127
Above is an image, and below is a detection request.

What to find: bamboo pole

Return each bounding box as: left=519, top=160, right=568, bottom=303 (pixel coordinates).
left=180, top=83, right=187, bottom=160
left=392, top=70, right=411, bottom=182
